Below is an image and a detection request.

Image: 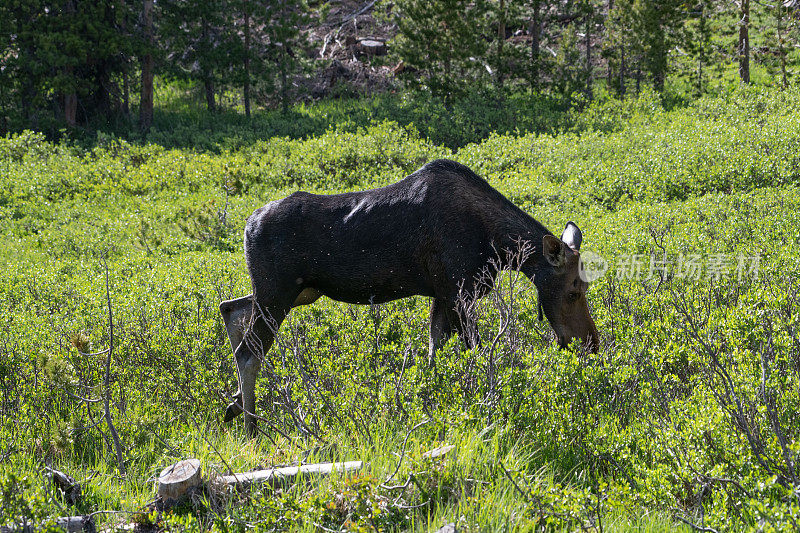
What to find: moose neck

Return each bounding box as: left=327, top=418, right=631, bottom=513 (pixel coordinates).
left=493, top=202, right=553, bottom=281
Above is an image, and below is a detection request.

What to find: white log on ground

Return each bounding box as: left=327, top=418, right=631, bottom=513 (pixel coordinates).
left=218, top=461, right=363, bottom=488
left=158, top=458, right=202, bottom=500
left=0, top=516, right=95, bottom=533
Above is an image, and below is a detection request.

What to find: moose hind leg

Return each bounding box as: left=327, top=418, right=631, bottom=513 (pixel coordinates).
left=429, top=298, right=454, bottom=363
left=232, top=303, right=288, bottom=437
left=445, top=298, right=481, bottom=351
left=221, top=295, right=254, bottom=422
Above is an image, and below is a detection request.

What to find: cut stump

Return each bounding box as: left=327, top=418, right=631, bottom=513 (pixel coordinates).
left=158, top=458, right=202, bottom=501
left=357, top=39, right=386, bottom=56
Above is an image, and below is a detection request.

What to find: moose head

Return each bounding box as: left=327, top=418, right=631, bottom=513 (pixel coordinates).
left=532, top=222, right=600, bottom=352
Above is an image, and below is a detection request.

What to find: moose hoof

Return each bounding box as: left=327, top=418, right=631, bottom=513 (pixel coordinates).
left=224, top=401, right=243, bottom=422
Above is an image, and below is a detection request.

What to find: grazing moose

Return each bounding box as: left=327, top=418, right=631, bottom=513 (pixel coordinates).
left=220, top=159, right=600, bottom=435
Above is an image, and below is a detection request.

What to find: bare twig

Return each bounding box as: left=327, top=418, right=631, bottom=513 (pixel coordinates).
left=380, top=419, right=430, bottom=488
left=186, top=407, right=238, bottom=481
left=673, top=510, right=721, bottom=533
left=102, top=257, right=126, bottom=477
left=498, top=461, right=533, bottom=502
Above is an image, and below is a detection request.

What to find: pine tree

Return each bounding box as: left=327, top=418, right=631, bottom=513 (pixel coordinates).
left=161, top=0, right=234, bottom=112
left=263, top=0, right=309, bottom=113
left=393, top=0, right=491, bottom=98
left=680, top=0, right=729, bottom=95
left=605, top=0, right=683, bottom=94
left=575, top=0, right=604, bottom=99
left=2, top=0, right=136, bottom=128
left=485, top=0, right=531, bottom=91
left=759, top=0, right=800, bottom=88
left=0, top=2, right=16, bottom=133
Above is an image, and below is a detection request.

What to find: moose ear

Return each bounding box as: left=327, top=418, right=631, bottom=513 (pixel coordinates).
left=543, top=235, right=566, bottom=267
left=561, top=221, right=583, bottom=251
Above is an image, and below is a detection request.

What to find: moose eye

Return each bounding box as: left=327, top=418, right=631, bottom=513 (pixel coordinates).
left=568, top=292, right=581, bottom=302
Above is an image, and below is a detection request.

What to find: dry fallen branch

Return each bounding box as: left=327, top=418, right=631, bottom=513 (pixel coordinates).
left=217, top=461, right=363, bottom=488
left=44, top=466, right=82, bottom=506
left=155, top=458, right=364, bottom=502
left=0, top=516, right=95, bottom=533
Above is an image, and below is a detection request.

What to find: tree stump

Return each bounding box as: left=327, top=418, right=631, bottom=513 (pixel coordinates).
left=358, top=40, right=386, bottom=56
left=158, top=459, right=202, bottom=501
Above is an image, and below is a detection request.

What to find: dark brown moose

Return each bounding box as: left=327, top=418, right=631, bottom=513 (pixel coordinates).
left=220, top=159, right=600, bottom=435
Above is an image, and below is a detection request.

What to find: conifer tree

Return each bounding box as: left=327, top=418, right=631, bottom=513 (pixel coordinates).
left=263, top=0, right=309, bottom=113
left=605, top=0, right=683, bottom=94
left=393, top=0, right=491, bottom=98
left=161, top=0, right=234, bottom=112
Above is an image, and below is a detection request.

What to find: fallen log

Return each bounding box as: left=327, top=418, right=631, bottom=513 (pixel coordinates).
left=156, top=458, right=364, bottom=501
left=0, top=516, right=95, bottom=533
left=218, top=461, right=363, bottom=488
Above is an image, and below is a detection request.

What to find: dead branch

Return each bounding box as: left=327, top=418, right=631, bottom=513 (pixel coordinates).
left=380, top=419, right=430, bottom=488
left=101, top=257, right=126, bottom=477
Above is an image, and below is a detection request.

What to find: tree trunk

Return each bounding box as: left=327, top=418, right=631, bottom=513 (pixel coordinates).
left=121, top=0, right=130, bottom=116
left=619, top=43, right=626, bottom=97
left=139, top=0, right=154, bottom=131
left=280, top=46, right=289, bottom=114
left=202, top=17, right=216, bottom=112
left=123, top=68, right=130, bottom=116
left=243, top=6, right=251, bottom=118
left=636, top=67, right=641, bottom=95
left=496, top=0, right=506, bottom=89
left=64, top=91, right=77, bottom=127
left=738, top=0, right=750, bottom=84
left=205, top=77, right=216, bottom=112
left=95, top=66, right=112, bottom=118
left=529, top=0, right=541, bottom=90
left=585, top=10, right=592, bottom=99
left=607, top=0, right=613, bottom=83
left=697, top=4, right=706, bottom=94
left=64, top=1, right=77, bottom=126
left=777, top=2, right=788, bottom=89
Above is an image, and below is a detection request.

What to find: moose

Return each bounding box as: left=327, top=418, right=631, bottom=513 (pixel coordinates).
left=220, top=159, right=600, bottom=435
